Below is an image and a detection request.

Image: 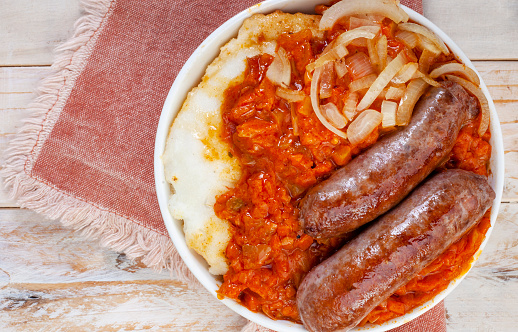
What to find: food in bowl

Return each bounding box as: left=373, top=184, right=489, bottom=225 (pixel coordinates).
left=162, top=0, right=494, bottom=330
left=162, top=10, right=324, bottom=276
left=297, top=169, right=495, bottom=332
left=299, top=80, right=482, bottom=239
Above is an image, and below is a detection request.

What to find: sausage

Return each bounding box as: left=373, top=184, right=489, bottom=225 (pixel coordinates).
left=299, top=81, right=479, bottom=238
left=296, top=169, right=495, bottom=332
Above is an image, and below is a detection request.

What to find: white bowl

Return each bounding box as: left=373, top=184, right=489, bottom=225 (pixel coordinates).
left=154, top=1, right=505, bottom=331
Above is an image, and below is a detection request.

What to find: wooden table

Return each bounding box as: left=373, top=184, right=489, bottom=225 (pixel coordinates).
left=1, top=1, right=517, bottom=331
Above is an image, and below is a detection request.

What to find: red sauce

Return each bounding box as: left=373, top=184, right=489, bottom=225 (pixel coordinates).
left=214, top=20, right=492, bottom=324
left=215, top=34, right=353, bottom=321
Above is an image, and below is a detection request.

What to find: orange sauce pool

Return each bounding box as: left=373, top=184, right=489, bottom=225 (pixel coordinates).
left=214, top=20, right=492, bottom=324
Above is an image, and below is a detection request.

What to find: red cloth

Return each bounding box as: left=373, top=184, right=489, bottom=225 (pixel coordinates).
left=402, top=0, right=423, bottom=14
left=3, top=0, right=445, bottom=331
left=391, top=301, right=446, bottom=332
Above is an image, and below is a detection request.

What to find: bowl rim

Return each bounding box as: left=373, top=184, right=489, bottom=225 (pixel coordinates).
left=154, top=1, right=505, bottom=331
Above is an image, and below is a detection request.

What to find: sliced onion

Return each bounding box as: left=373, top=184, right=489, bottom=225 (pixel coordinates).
left=350, top=38, right=368, bottom=47
left=367, top=38, right=379, bottom=66
left=333, top=26, right=380, bottom=55
left=347, top=109, right=383, bottom=145
left=357, top=52, right=407, bottom=110
left=352, top=13, right=385, bottom=24
left=381, top=100, right=398, bottom=128
left=276, top=86, right=306, bottom=102
left=346, top=52, right=375, bottom=80
left=362, top=13, right=385, bottom=23
left=333, top=25, right=380, bottom=51
left=319, top=62, right=335, bottom=99
left=395, top=30, right=418, bottom=48
left=418, top=48, right=437, bottom=74
left=334, top=58, right=349, bottom=78
left=402, top=47, right=418, bottom=63
left=430, top=63, right=481, bottom=85
left=377, top=86, right=388, bottom=99
left=319, top=38, right=348, bottom=58
left=349, top=16, right=380, bottom=30
left=322, top=102, right=347, bottom=129
left=320, top=0, right=409, bottom=30
left=310, top=66, right=347, bottom=139
left=385, top=86, right=405, bottom=100
left=335, top=44, right=349, bottom=59
left=306, top=44, right=349, bottom=72
left=446, top=75, right=490, bottom=136
left=306, top=53, right=334, bottom=73
left=343, top=91, right=359, bottom=121
left=307, top=26, right=379, bottom=73
left=396, top=78, right=429, bottom=125
left=399, top=23, right=449, bottom=55
left=376, top=34, right=388, bottom=71
left=416, top=35, right=442, bottom=56
left=412, top=70, right=441, bottom=87
left=349, top=73, right=377, bottom=92
left=266, top=47, right=291, bottom=87
left=391, top=62, right=418, bottom=84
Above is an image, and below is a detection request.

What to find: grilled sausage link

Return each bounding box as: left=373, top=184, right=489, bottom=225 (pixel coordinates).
left=296, top=169, right=495, bottom=332
left=299, top=81, right=479, bottom=238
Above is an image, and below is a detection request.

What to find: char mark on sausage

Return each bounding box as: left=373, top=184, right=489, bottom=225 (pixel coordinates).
left=299, top=81, right=479, bottom=239
left=296, top=169, right=495, bottom=332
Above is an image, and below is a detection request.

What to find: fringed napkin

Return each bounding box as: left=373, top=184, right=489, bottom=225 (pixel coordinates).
left=2, top=0, right=445, bottom=330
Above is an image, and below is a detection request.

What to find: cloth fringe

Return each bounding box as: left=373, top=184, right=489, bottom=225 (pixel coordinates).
left=0, top=0, right=197, bottom=286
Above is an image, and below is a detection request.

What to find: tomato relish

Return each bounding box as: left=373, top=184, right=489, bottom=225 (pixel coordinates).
left=214, top=18, right=492, bottom=324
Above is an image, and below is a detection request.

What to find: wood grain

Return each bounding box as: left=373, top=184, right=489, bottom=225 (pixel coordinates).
left=444, top=203, right=518, bottom=332
left=1, top=0, right=518, bottom=331
left=423, top=0, right=518, bottom=60
left=0, top=211, right=246, bottom=331
left=0, top=0, right=82, bottom=66
left=0, top=280, right=246, bottom=331
left=0, top=208, right=171, bottom=284
left=471, top=61, right=518, bottom=202
left=475, top=61, right=518, bottom=123
left=0, top=67, right=51, bottom=207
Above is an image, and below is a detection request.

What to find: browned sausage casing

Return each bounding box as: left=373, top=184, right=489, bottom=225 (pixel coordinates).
left=296, top=169, right=495, bottom=332
left=299, top=82, right=479, bottom=238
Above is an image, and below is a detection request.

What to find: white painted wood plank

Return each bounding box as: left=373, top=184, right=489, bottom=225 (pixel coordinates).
left=0, top=280, right=247, bottom=331
left=470, top=62, right=518, bottom=202
left=0, top=0, right=82, bottom=66
left=0, top=208, right=171, bottom=284
left=502, top=152, right=518, bottom=203
left=424, top=0, right=518, bottom=60
left=475, top=61, right=518, bottom=86
left=445, top=203, right=518, bottom=331
left=474, top=61, right=518, bottom=124
left=0, top=0, right=516, bottom=66
left=0, top=67, right=51, bottom=207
